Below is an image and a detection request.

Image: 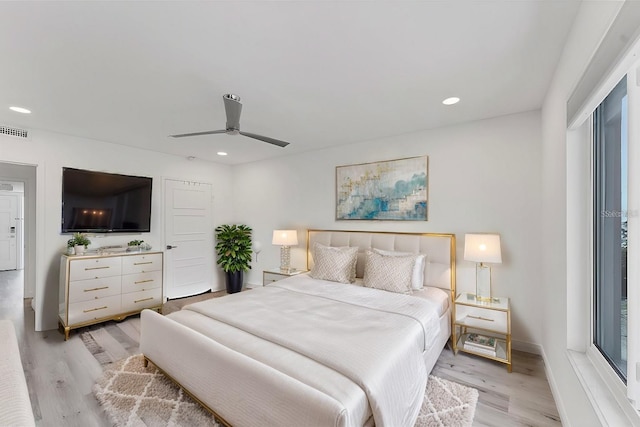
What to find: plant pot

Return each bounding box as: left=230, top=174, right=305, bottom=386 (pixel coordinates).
left=74, top=245, right=86, bottom=255
left=225, top=271, right=243, bottom=294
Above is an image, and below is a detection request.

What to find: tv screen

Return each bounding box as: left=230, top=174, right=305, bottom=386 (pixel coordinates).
left=62, top=168, right=152, bottom=233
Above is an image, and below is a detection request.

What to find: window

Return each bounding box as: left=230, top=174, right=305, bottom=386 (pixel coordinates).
left=593, top=76, right=628, bottom=381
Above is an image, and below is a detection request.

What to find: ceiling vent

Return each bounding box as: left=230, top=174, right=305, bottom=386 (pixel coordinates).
left=0, top=183, right=14, bottom=191
left=0, top=125, right=29, bottom=139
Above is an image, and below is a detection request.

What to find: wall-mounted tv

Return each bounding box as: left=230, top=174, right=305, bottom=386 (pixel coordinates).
left=61, top=168, right=152, bottom=233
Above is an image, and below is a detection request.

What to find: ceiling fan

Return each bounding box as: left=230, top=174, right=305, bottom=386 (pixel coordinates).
left=170, top=94, right=290, bottom=148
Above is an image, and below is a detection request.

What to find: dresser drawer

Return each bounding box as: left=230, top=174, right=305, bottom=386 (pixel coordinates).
left=455, top=305, right=508, bottom=334
left=122, top=270, right=162, bottom=292
left=69, top=257, right=122, bottom=281
left=263, top=272, right=286, bottom=285
left=68, top=276, right=122, bottom=303
left=67, top=295, right=122, bottom=325
left=122, top=253, right=163, bottom=274
left=121, top=288, right=162, bottom=313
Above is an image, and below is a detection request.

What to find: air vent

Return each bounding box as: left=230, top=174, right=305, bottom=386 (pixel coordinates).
left=0, top=184, right=13, bottom=191
left=0, top=125, right=28, bottom=139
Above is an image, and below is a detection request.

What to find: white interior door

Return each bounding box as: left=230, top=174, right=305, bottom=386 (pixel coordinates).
left=0, top=194, right=18, bottom=271
left=164, top=179, right=214, bottom=299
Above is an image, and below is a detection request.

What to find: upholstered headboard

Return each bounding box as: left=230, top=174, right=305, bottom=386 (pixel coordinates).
left=306, top=230, right=456, bottom=300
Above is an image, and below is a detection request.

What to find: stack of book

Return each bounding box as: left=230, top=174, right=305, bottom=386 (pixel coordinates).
left=463, top=333, right=497, bottom=357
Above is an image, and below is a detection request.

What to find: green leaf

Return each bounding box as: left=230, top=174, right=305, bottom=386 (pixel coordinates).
left=214, top=223, right=253, bottom=273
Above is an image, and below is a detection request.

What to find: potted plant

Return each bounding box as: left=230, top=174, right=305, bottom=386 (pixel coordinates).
left=128, top=239, right=144, bottom=251
left=214, top=224, right=252, bottom=293
left=70, top=232, right=91, bottom=255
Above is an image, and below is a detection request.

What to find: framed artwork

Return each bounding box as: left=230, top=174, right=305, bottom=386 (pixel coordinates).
left=336, top=156, right=428, bottom=221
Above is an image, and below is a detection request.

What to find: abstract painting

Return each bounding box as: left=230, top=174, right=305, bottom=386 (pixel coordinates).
left=336, top=156, right=428, bottom=220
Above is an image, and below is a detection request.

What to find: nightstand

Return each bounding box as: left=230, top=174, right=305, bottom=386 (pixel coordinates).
left=262, top=268, right=308, bottom=286
left=452, top=292, right=512, bottom=372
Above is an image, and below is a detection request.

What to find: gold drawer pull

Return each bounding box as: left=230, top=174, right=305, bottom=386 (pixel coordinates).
left=134, top=261, right=153, bottom=265
left=467, top=315, right=494, bottom=322
left=84, top=286, right=109, bottom=292
left=85, top=266, right=110, bottom=271
left=134, top=279, right=153, bottom=284
left=83, top=306, right=107, bottom=313
left=134, top=297, right=154, bottom=304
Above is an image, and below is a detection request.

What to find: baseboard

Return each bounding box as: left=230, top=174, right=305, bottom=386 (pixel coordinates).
left=511, top=339, right=542, bottom=355
left=540, top=346, right=572, bottom=427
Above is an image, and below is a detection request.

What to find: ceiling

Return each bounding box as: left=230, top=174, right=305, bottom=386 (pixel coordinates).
left=0, top=1, right=581, bottom=165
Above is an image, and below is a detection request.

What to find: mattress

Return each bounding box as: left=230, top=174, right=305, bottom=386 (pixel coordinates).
left=161, top=274, right=444, bottom=426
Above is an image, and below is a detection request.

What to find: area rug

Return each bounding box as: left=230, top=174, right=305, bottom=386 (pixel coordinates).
left=94, top=354, right=478, bottom=427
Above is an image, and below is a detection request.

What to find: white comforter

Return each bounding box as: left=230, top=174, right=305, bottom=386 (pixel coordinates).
left=184, top=275, right=441, bottom=426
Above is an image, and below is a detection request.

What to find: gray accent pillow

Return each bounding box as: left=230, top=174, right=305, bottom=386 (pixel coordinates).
left=372, top=248, right=426, bottom=290
left=363, top=250, right=418, bottom=294
left=310, top=242, right=358, bottom=284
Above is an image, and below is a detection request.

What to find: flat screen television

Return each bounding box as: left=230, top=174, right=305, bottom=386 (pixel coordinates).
left=61, top=168, right=152, bottom=233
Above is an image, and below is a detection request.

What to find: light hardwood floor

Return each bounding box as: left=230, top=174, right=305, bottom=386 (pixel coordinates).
left=1, top=270, right=561, bottom=426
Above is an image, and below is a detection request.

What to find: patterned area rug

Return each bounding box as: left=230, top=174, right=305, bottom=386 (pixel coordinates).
left=94, top=354, right=478, bottom=427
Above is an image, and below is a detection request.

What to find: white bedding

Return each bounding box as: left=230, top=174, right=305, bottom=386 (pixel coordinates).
left=178, top=274, right=440, bottom=427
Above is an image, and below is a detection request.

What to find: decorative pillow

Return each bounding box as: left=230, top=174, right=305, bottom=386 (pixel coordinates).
left=363, top=250, right=418, bottom=294
left=372, top=248, right=426, bottom=290
left=310, top=242, right=358, bottom=284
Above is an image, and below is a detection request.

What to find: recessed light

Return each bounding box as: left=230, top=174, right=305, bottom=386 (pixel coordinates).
left=9, top=106, right=31, bottom=114
left=442, top=97, right=460, bottom=106
left=217, top=152, right=228, bottom=156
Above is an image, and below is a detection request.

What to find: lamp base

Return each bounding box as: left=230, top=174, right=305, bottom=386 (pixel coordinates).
left=279, top=246, right=291, bottom=272
left=475, top=263, right=492, bottom=301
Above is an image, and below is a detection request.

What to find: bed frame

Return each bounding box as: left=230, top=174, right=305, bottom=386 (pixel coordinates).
left=141, top=229, right=456, bottom=427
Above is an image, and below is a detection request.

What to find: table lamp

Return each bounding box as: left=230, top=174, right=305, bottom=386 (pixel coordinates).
left=464, top=233, right=502, bottom=301
left=272, top=230, right=298, bottom=272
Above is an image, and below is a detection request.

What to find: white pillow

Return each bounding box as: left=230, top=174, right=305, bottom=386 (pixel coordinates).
left=310, top=242, right=358, bottom=284
left=363, top=250, right=418, bottom=294
left=372, top=248, right=426, bottom=290
left=426, top=261, right=450, bottom=288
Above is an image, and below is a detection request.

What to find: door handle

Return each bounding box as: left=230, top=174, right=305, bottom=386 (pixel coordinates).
left=166, top=245, right=178, bottom=250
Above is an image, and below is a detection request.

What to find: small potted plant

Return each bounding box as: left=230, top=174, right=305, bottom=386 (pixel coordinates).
left=71, top=232, right=91, bottom=255
left=66, top=238, right=76, bottom=255
left=214, top=224, right=252, bottom=293
left=128, top=239, right=144, bottom=252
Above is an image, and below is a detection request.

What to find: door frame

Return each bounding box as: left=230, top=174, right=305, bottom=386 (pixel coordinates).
left=0, top=162, right=37, bottom=300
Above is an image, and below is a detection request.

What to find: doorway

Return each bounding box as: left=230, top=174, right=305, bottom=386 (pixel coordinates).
left=0, top=162, right=36, bottom=302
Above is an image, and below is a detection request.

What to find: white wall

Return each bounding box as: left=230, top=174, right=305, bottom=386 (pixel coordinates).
left=0, top=130, right=235, bottom=331
left=234, top=110, right=543, bottom=348
left=540, top=1, right=626, bottom=425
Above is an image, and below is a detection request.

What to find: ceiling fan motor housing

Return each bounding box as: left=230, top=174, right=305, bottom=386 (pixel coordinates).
left=170, top=93, right=289, bottom=147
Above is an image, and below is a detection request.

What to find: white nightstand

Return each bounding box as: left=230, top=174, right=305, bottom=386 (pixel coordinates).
left=452, top=292, right=512, bottom=372
left=262, top=268, right=308, bottom=286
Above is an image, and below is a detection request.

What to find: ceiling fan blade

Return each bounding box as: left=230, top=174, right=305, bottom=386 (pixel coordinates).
left=170, top=130, right=227, bottom=138
left=223, top=94, right=242, bottom=130
left=239, top=131, right=290, bottom=148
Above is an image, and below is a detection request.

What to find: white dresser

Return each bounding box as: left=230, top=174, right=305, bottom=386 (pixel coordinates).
left=58, top=251, right=163, bottom=340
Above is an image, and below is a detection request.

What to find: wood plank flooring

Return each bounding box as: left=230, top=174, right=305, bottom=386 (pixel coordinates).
left=0, top=270, right=561, bottom=426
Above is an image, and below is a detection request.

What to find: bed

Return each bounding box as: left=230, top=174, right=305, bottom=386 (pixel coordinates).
left=140, top=230, right=456, bottom=427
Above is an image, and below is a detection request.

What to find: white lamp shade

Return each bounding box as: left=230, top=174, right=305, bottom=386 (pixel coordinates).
left=272, top=230, right=298, bottom=246
left=464, top=233, right=502, bottom=264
